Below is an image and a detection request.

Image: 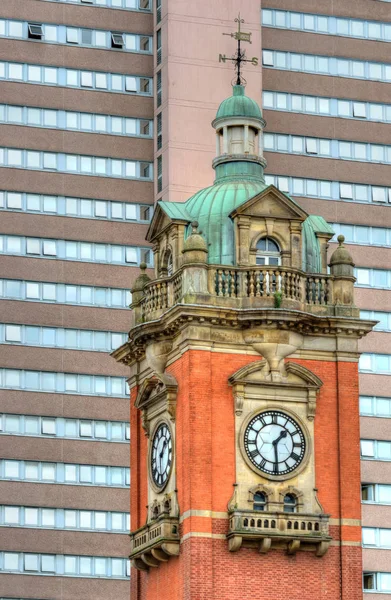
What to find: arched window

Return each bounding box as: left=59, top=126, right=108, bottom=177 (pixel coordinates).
left=283, top=493, right=297, bottom=513
left=167, top=252, right=173, bottom=276
left=253, top=491, right=267, bottom=512
left=256, top=237, right=281, bottom=266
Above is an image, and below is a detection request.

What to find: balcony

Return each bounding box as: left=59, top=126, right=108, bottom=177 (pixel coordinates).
left=227, top=510, right=331, bottom=556
left=130, top=515, right=180, bottom=570
left=132, top=263, right=343, bottom=326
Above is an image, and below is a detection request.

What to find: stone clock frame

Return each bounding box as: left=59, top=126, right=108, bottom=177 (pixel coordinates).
left=148, top=418, right=175, bottom=494
left=239, top=404, right=312, bottom=482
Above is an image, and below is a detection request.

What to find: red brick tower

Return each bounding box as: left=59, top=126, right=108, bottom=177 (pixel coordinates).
left=113, top=83, right=374, bottom=600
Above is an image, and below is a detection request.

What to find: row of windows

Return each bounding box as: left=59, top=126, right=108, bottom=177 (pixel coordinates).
left=0, top=505, right=129, bottom=532
left=0, top=147, right=152, bottom=180
left=264, top=174, right=391, bottom=205
left=0, top=191, right=152, bottom=222
left=263, top=90, right=391, bottom=124
left=0, top=279, right=131, bottom=309
left=360, top=353, right=391, bottom=374
left=361, top=440, right=391, bottom=461
left=264, top=132, right=391, bottom=165
left=361, top=311, right=391, bottom=332
left=0, top=61, right=151, bottom=95
left=363, top=572, right=391, bottom=593
left=362, top=484, right=391, bottom=504
left=0, top=20, right=152, bottom=53
left=332, top=223, right=391, bottom=248
left=0, top=369, right=128, bottom=397
left=0, top=414, right=129, bottom=442
left=262, top=9, right=391, bottom=43
left=355, top=268, right=391, bottom=290
left=1, top=324, right=127, bottom=352
left=262, top=50, right=391, bottom=84
left=0, top=104, right=152, bottom=137
left=0, top=552, right=129, bottom=579
left=40, top=0, right=150, bottom=9
left=363, top=527, right=391, bottom=548
left=0, top=460, right=130, bottom=487
left=361, top=396, right=391, bottom=418
left=0, top=236, right=152, bottom=266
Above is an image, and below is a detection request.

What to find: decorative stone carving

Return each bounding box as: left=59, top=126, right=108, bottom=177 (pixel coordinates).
left=135, top=373, right=178, bottom=436
left=145, top=339, right=173, bottom=375
left=242, top=328, right=303, bottom=382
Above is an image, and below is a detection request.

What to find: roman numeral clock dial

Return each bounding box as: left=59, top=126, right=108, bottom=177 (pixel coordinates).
left=244, top=411, right=306, bottom=477
left=151, top=423, right=172, bottom=489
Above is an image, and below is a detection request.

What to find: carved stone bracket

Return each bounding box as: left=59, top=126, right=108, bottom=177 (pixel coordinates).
left=135, top=373, right=178, bottom=436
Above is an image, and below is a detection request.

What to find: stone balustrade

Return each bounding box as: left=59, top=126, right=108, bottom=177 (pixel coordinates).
left=227, top=510, right=331, bottom=556
left=131, top=261, right=354, bottom=326
left=130, top=515, right=180, bottom=570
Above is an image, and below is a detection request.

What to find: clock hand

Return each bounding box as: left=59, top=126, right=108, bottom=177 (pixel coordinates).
left=272, top=430, right=288, bottom=446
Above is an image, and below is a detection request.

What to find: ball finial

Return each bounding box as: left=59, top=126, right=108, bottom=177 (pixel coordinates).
left=337, top=235, right=345, bottom=246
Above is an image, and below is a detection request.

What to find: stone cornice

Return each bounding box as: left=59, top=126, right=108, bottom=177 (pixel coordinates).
left=111, top=303, right=376, bottom=366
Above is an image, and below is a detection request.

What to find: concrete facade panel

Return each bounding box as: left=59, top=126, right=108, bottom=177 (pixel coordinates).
left=0, top=167, right=154, bottom=203
left=361, top=417, right=391, bottom=441
left=361, top=460, right=391, bottom=484
left=0, top=255, right=146, bottom=287
left=0, top=0, right=152, bottom=32
left=0, top=126, right=153, bottom=161
left=296, top=198, right=391, bottom=229
left=263, top=70, right=391, bottom=105
left=263, top=0, right=391, bottom=20
left=0, top=301, right=132, bottom=332
left=0, top=81, right=154, bottom=118
left=363, top=548, right=391, bottom=572
left=0, top=38, right=152, bottom=76
left=0, top=345, right=129, bottom=377
left=355, top=289, right=391, bottom=313
left=0, top=573, right=129, bottom=600
left=0, top=528, right=128, bottom=556
left=264, top=152, right=391, bottom=187
left=0, top=212, right=149, bottom=246
left=0, top=436, right=129, bottom=466
left=359, top=374, right=391, bottom=398
left=262, top=28, right=391, bottom=63
left=362, top=503, right=391, bottom=528
left=358, top=332, right=391, bottom=355
left=327, top=243, right=391, bottom=271
left=0, top=480, right=128, bottom=510
left=0, top=390, right=129, bottom=422
left=264, top=110, right=391, bottom=146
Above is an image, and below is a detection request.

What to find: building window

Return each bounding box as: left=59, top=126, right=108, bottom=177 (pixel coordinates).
left=363, top=573, right=375, bottom=590
left=156, top=29, right=162, bottom=65
left=253, top=492, right=267, bottom=511
left=283, top=494, right=297, bottom=513
left=157, top=155, right=162, bottom=193
left=28, top=23, right=43, bottom=40
left=256, top=237, right=281, bottom=265
left=157, top=112, right=162, bottom=150
left=156, top=0, right=162, bottom=23
left=111, top=33, right=124, bottom=49
left=157, top=69, right=162, bottom=107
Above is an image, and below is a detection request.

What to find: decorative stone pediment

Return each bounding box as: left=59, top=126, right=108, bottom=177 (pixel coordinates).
left=230, top=185, right=308, bottom=222
left=229, top=359, right=322, bottom=420
left=135, top=373, right=178, bottom=436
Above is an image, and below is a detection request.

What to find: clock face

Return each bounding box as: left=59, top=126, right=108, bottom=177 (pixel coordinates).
left=244, top=410, right=306, bottom=477
left=151, top=423, right=172, bottom=489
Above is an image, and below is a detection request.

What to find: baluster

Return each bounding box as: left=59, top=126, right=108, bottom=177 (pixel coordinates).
left=247, top=271, right=253, bottom=297
left=256, top=271, right=262, bottom=297
left=307, top=277, right=313, bottom=303
left=319, top=278, right=325, bottom=305
left=314, top=278, right=320, bottom=305
left=276, top=271, right=281, bottom=293
left=285, top=272, right=290, bottom=299
left=217, top=270, right=223, bottom=296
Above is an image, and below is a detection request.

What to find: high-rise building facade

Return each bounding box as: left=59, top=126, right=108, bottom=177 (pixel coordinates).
left=1, top=0, right=390, bottom=598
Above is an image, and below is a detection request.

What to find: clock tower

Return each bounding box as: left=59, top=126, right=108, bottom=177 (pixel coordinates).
left=113, top=83, right=374, bottom=600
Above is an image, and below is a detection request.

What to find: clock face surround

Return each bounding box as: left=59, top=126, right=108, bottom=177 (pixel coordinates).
left=243, top=410, right=306, bottom=477
left=150, top=422, right=172, bottom=490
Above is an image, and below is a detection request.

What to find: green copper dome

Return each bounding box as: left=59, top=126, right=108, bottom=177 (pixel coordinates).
left=215, top=85, right=263, bottom=122
left=186, top=178, right=268, bottom=265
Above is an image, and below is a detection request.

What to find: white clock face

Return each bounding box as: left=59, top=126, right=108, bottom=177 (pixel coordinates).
left=151, top=423, right=172, bottom=489
left=244, top=411, right=306, bottom=477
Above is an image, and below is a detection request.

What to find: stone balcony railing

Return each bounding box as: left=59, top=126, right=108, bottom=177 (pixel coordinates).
left=227, top=510, right=331, bottom=556
left=130, top=515, right=180, bottom=570
left=131, top=262, right=357, bottom=326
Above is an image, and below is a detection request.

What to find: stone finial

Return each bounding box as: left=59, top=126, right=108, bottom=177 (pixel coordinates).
left=182, top=221, right=208, bottom=263
left=131, top=262, right=151, bottom=294
left=329, top=235, right=355, bottom=277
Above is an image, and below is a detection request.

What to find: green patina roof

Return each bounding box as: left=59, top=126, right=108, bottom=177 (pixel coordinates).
left=215, top=84, right=263, bottom=122
left=153, top=85, right=332, bottom=272
left=302, top=215, right=335, bottom=273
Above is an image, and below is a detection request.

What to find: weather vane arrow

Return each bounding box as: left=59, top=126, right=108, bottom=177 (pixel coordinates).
left=219, top=14, right=258, bottom=86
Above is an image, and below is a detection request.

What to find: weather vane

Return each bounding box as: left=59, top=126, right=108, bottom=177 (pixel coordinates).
left=219, top=14, right=258, bottom=86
